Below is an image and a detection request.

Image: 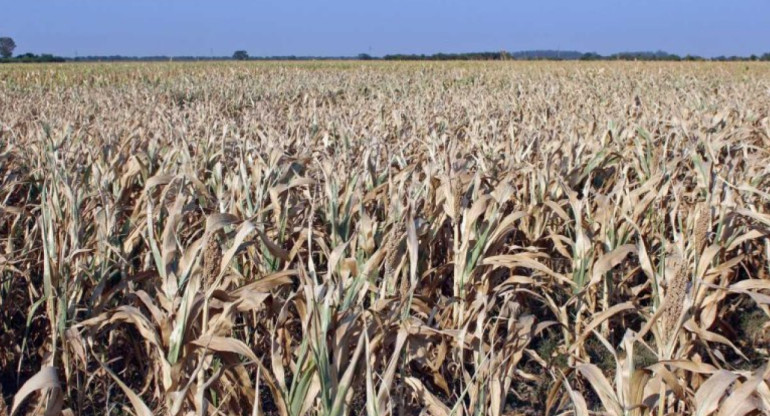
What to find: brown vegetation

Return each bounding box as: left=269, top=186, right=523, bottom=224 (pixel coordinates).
left=1, top=61, right=770, bottom=414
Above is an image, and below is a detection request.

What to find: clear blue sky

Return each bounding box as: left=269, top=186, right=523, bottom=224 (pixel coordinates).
left=3, top=0, right=769, bottom=57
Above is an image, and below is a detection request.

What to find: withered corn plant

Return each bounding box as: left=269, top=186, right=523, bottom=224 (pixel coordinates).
left=1, top=61, right=770, bottom=415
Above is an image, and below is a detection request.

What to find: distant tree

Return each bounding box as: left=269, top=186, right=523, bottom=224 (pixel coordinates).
left=580, top=52, right=602, bottom=60
left=0, top=37, right=16, bottom=58
left=232, top=50, right=249, bottom=60
left=357, top=53, right=373, bottom=60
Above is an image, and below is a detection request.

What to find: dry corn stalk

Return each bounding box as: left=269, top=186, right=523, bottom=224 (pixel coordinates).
left=0, top=61, right=769, bottom=416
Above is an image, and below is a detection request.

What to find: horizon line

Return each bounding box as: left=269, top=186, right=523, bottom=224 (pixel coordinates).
left=9, top=48, right=770, bottom=60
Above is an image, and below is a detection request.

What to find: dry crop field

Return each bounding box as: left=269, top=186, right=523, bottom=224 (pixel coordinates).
left=1, top=61, right=770, bottom=415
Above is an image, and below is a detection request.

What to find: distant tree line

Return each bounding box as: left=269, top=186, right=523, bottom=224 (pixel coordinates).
left=67, top=55, right=356, bottom=62
left=381, top=50, right=770, bottom=62
left=4, top=53, right=66, bottom=63
left=2, top=36, right=770, bottom=63
left=71, top=55, right=233, bottom=62
left=0, top=36, right=68, bottom=63
left=383, top=51, right=514, bottom=61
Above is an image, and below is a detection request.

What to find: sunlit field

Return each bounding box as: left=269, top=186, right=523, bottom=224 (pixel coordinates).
left=1, top=61, right=770, bottom=415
